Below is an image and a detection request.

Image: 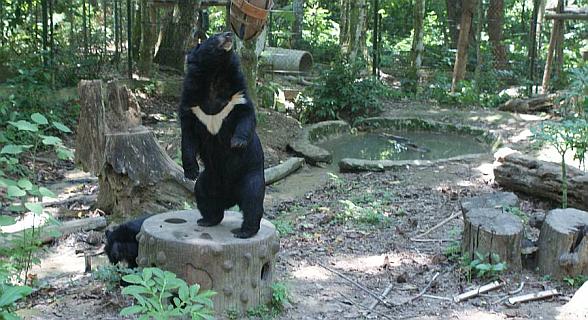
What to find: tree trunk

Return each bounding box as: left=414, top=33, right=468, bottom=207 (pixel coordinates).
left=411, top=0, right=426, bottom=92
left=537, top=208, right=588, bottom=279
left=528, top=0, right=545, bottom=94
left=462, top=208, right=523, bottom=271
left=446, top=0, right=461, bottom=49
left=153, top=0, right=201, bottom=70
left=339, top=0, right=350, bottom=51
left=138, top=0, right=157, bottom=76
left=75, top=80, right=194, bottom=217
left=132, top=0, right=142, bottom=61
left=137, top=210, right=279, bottom=313
left=292, top=0, right=304, bottom=49
left=542, top=0, right=564, bottom=92
left=349, top=0, right=367, bottom=62
left=487, top=0, right=507, bottom=69
left=473, top=0, right=484, bottom=89
left=451, top=0, right=476, bottom=92
left=239, top=40, right=259, bottom=107
left=494, top=152, right=588, bottom=211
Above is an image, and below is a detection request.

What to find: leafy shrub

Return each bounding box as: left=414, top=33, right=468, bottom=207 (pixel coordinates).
left=120, top=267, right=216, bottom=320
left=93, top=264, right=137, bottom=291
left=460, top=252, right=507, bottom=282
left=296, top=60, right=392, bottom=124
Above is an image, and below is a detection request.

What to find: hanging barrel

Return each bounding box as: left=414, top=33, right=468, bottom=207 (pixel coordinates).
left=230, top=0, right=273, bottom=41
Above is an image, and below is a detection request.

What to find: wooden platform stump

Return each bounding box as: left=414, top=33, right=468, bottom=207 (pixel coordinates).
left=462, top=208, right=524, bottom=271
left=136, top=210, right=279, bottom=314
left=537, top=208, right=588, bottom=279
left=76, top=80, right=194, bottom=216
left=460, top=192, right=520, bottom=214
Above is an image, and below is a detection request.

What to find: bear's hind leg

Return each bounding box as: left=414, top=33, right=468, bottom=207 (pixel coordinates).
left=232, top=171, right=264, bottom=238
left=195, top=172, right=226, bottom=227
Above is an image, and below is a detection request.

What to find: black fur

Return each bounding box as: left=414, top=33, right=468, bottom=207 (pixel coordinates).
left=179, top=32, right=265, bottom=239
left=104, top=215, right=149, bottom=268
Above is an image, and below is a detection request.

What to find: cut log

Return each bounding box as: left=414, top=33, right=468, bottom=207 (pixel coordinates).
left=537, top=208, right=588, bottom=279
left=460, top=192, right=520, bottom=214
left=494, top=152, right=588, bottom=211
left=462, top=208, right=524, bottom=271
left=264, top=157, right=304, bottom=185
left=76, top=80, right=194, bottom=217
left=261, top=47, right=313, bottom=73
left=498, top=94, right=556, bottom=113
left=136, top=210, right=279, bottom=314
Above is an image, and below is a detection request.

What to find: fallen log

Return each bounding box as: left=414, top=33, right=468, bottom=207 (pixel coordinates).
left=264, top=157, right=304, bottom=185
left=494, top=152, right=588, bottom=211
left=498, top=94, right=556, bottom=113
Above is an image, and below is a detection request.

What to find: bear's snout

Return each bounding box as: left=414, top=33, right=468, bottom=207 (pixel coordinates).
left=219, top=32, right=233, bottom=51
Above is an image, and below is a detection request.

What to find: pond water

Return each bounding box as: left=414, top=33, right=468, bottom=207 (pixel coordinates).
left=318, top=131, right=491, bottom=163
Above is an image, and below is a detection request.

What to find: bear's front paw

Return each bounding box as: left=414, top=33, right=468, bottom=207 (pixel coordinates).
left=230, top=136, right=248, bottom=149
left=197, top=217, right=222, bottom=227
left=231, top=227, right=258, bottom=239
left=183, top=166, right=200, bottom=180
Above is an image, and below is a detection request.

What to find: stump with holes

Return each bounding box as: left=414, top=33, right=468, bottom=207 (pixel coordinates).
left=461, top=208, right=524, bottom=271
left=537, top=208, right=588, bottom=279
left=136, top=210, right=279, bottom=314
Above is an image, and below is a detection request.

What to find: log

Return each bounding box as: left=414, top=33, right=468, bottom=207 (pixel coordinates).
left=76, top=80, right=194, bottom=217
left=462, top=208, right=524, bottom=271
left=494, top=153, right=588, bottom=211
left=263, top=157, right=304, bottom=185
left=136, top=210, right=279, bottom=314
left=0, top=216, right=107, bottom=248
left=498, top=94, right=556, bottom=113
left=261, top=47, right=313, bottom=72
left=537, top=208, right=588, bottom=279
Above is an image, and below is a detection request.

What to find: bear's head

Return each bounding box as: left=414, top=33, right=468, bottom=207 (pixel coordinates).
left=186, top=32, right=236, bottom=68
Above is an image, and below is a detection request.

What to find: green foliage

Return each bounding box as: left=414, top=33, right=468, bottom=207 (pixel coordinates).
left=532, top=119, right=588, bottom=207
left=460, top=252, right=507, bottom=282
left=559, top=66, right=588, bottom=117
left=563, top=275, right=588, bottom=288
left=504, top=206, right=528, bottom=225
left=93, top=265, right=136, bottom=291
left=443, top=228, right=462, bottom=261
left=244, top=282, right=289, bottom=319
left=120, top=267, right=216, bottom=320
left=296, top=60, right=393, bottom=124
left=336, top=199, right=392, bottom=226
left=272, top=220, right=295, bottom=237
left=0, top=282, right=33, bottom=320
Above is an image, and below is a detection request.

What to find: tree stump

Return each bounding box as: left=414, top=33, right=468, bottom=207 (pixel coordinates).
left=462, top=208, right=524, bottom=271
left=76, top=80, right=194, bottom=216
left=537, top=208, right=588, bottom=279
left=136, top=210, right=279, bottom=314
left=494, top=152, right=588, bottom=211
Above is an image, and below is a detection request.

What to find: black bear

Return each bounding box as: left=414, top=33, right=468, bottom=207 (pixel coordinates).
left=179, top=32, right=265, bottom=239
left=104, top=215, right=150, bottom=268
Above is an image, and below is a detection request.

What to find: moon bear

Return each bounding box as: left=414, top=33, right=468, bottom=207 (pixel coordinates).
left=178, top=32, right=265, bottom=239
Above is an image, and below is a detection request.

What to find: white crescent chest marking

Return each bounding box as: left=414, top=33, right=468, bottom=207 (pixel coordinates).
left=191, top=92, right=247, bottom=135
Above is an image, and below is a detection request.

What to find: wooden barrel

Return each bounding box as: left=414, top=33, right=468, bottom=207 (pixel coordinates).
left=230, top=0, right=273, bottom=41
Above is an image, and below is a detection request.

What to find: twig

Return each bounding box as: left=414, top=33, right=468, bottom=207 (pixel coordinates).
left=411, top=238, right=459, bottom=243
left=44, top=194, right=97, bottom=207
left=491, top=282, right=525, bottom=305
left=509, top=281, right=525, bottom=295
left=422, top=294, right=453, bottom=301
left=453, top=281, right=504, bottom=302
left=368, top=284, right=394, bottom=311
left=317, top=262, right=392, bottom=308
left=338, top=293, right=396, bottom=320
left=409, top=272, right=440, bottom=303
left=508, top=289, right=559, bottom=305
left=411, top=211, right=461, bottom=240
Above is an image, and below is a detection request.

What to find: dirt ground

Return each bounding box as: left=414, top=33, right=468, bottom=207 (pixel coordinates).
left=14, top=94, right=585, bottom=320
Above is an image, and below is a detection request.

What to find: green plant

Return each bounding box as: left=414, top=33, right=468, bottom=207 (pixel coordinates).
left=296, top=59, right=392, bottom=125
left=532, top=119, right=588, bottom=207
left=0, top=282, right=32, bottom=320
left=272, top=220, right=294, bottom=237
left=120, top=267, right=216, bottom=320
left=270, top=282, right=289, bottom=312
left=504, top=206, right=528, bottom=225
left=559, top=66, right=588, bottom=117
left=336, top=200, right=392, bottom=226
left=461, top=251, right=507, bottom=281
left=444, top=228, right=462, bottom=261
left=563, top=275, right=588, bottom=288
left=93, top=264, right=136, bottom=291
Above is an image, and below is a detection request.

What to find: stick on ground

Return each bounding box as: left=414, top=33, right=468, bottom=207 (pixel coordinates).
left=411, top=212, right=461, bottom=240
left=317, top=262, right=392, bottom=308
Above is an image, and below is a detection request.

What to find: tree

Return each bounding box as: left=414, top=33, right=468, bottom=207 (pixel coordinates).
left=292, top=0, right=304, bottom=48
left=451, top=0, right=477, bottom=92
left=411, top=0, right=426, bottom=92
left=138, top=0, right=156, bottom=76
left=153, top=1, right=201, bottom=70
left=340, top=0, right=368, bottom=62
left=446, top=0, right=462, bottom=48
left=487, top=0, right=507, bottom=68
